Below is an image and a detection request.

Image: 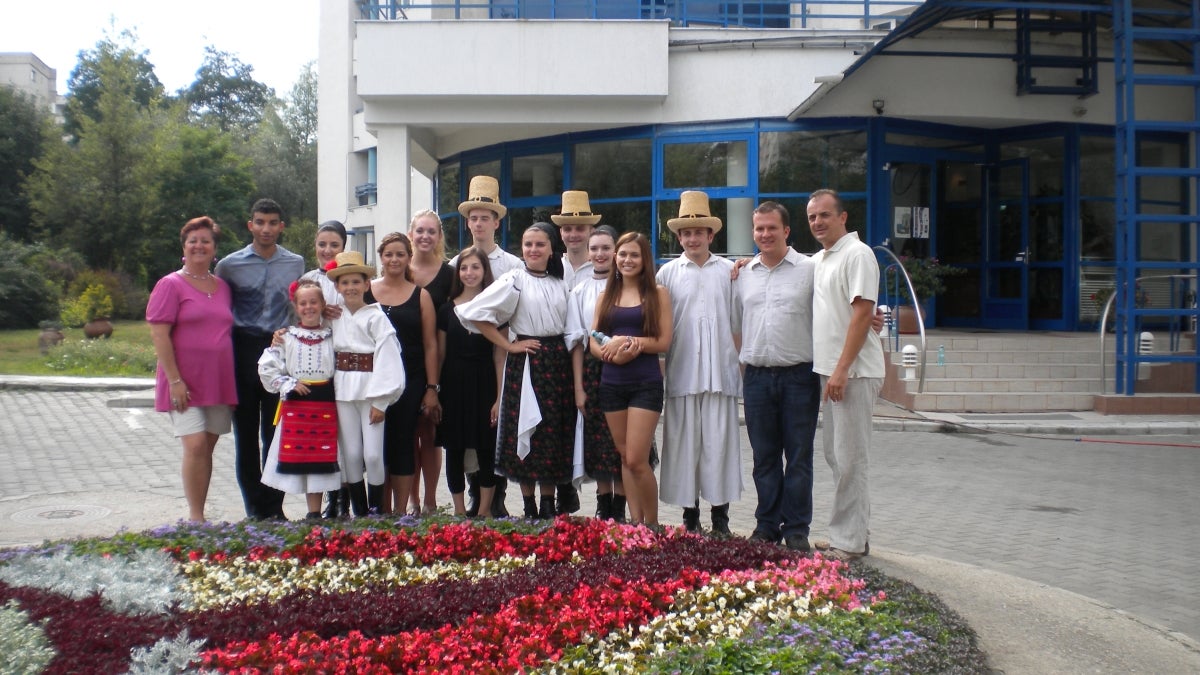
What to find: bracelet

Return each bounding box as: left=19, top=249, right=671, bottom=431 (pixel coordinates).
left=170, top=378, right=183, bottom=385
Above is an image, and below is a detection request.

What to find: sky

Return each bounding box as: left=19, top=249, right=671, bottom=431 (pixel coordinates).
left=1, top=0, right=319, bottom=96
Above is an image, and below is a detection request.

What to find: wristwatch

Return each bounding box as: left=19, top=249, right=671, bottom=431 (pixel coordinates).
left=425, top=383, right=441, bottom=393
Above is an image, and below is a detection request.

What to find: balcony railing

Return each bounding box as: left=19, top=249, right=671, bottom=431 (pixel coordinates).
left=357, top=1, right=922, bottom=29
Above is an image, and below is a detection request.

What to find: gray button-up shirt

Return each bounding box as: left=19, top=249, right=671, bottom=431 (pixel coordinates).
left=732, top=247, right=814, bottom=367
left=215, top=244, right=305, bottom=335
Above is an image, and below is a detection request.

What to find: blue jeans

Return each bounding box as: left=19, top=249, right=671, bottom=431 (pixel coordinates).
left=743, top=363, right=820, bottom=540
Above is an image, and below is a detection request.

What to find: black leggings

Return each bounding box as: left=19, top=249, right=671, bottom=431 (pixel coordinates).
left=445, top=445, right=496, bottom=493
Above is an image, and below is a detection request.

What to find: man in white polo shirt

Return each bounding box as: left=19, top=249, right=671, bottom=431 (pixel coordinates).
left=808, top=188, right=886, bottom=561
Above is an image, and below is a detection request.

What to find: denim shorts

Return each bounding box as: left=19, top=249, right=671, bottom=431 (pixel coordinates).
left=598, top=381, right=664, bottom=413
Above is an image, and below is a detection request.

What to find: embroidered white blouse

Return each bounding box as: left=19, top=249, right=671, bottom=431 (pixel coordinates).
left=257, top=325, right=336, bottom=399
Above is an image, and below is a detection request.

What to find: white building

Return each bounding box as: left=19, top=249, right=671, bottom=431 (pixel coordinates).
left=0, top=52, right=61, bottom=117
left=317, top=0, right=1197, bottom=386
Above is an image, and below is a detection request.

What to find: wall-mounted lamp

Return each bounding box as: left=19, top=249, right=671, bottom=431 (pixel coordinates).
left=872, top=99, right=886, bottom=115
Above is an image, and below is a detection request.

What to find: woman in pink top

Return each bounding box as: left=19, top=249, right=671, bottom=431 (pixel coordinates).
left=147, top=216, right=238, bottom=522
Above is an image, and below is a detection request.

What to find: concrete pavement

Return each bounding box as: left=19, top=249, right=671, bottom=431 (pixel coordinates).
left=2, top=375, right=1199, bottom=673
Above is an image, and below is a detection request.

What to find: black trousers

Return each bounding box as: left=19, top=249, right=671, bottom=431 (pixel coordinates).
left=231, top=330, right=285, bottom=519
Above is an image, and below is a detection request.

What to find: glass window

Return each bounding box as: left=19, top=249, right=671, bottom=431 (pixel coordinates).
left=1080, top=200, right=1115, bottom=261
left=573, top=138, right=652, bottom=199
left=1030, top=268, right=1063, bottom=320
left=1079, top=135, right=1114, bottom=197
left=663, top=140, right=749, bottom=189
left=465, top=160, right=501, bottom=184
left=939, top=268, right=981, bottom=319
left=511, top=153, right=563, bottom=198
left=760, top=130, right=867, bottom=194
left=1001, top=137, right=1064, bottom=197
left=1031, top=203, right=1063, bottom=262
left=886, top=134, right=983, bottom=153
left=937, top=205, right=982, bottom=264
left=437, top=163, right=460, bottom=219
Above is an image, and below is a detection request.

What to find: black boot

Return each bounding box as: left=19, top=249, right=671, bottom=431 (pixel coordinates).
left=465, top=473, right=480, bottom=518
left=556, top=482, right=580, bottom=515
left=710, top=504, right=731, bottom=538
left=491, top=478, right=510, bottom=518
left=366, top=483, right=385, bottom=515
left=347, top=481, right=368, bottom=518
left=322, top=489, right=342, bottom=520
left=523, top=495, right=539, bottom=519
left=539, top=495, right=556, bottom=520
left=682, top=500, right=701, bottom=533
left=595, top=493, right=613, bottom=520
left=611, top=494, right=627, bottom=523
left=337, top=487, right=350, bottom=518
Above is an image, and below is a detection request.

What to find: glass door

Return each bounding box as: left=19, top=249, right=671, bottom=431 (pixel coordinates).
left=983, top=158, right=1030, bottom=329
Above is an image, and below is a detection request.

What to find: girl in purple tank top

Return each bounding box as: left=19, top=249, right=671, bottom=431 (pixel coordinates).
left=589, top=232, right=674, bottom=526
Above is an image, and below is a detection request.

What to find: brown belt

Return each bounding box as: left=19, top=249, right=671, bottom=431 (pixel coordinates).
left=335, top=351, right=374, bottom=372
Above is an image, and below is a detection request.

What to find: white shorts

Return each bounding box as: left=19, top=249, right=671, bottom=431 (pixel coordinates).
left=170, top=405, right=233, bottom=438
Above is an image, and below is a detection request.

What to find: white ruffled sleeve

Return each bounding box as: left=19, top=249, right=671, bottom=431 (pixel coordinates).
left=455, top=270, right=521, bottom=334
left=257, top=343, right=298, bottom=398
left=564, top=286, right=590, bottom=351
left=365, top=309, right=404, bottom=411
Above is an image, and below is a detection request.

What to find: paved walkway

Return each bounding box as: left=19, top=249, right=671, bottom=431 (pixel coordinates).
left=2, top=376, right=1199, bottom=672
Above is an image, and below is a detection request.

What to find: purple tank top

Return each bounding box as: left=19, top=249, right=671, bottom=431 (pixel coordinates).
left=600, top=304, right=663, bottom=385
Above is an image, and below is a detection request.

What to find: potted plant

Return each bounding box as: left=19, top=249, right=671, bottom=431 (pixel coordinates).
left=61, top=284, right=115, bottom=339
left=891, top=257, right=965, bottom=333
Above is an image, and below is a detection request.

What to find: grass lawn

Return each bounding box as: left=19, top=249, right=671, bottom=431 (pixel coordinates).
left=0, top=321, right=155, bottom=376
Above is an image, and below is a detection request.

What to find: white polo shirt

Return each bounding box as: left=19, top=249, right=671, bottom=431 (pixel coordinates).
left=811, top=232, right=886, bottom=379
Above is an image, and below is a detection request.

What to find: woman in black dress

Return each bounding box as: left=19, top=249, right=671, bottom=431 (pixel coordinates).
left=370, top=232, right=440, bottom=515
left=437, top=246, right=500, bottom=516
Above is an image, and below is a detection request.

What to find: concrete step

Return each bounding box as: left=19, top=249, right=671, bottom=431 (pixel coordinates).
left=888, top=350, right=1115, bottom=366
left=914, top=377, right=1103, bottom=394
left=909, top=392, right=1097, bottom=413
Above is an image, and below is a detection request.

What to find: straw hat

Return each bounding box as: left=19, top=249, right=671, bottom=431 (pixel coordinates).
left=667, top=190, right=723, bottom=234
left=458, top=176, right=508, bottom=219
left=325, top=251, right=376, bottom=281
left=550, top=190, right=602, bottom=226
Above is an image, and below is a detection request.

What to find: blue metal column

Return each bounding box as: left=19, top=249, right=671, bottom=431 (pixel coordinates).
left=1112, top=0, right=1200, bottom=394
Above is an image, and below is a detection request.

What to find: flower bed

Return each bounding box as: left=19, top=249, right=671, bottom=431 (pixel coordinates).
left=0, top=517, right=986, bottom=673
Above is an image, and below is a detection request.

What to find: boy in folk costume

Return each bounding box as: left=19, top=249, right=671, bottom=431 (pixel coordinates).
left=655, top=191, right=743, bottom=535
left=326, top=251, right=405, bottom=515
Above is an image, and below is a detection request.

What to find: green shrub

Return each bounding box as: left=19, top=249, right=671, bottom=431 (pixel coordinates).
left=68, top=268, right=147, bottom=320
left=60, top=284, right=115, bottom=328
left=44, top=337, right=156, bottom=375
left=0, top=234, right=61, bottom=328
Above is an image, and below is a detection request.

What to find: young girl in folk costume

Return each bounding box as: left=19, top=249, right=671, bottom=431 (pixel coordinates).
left=326, top=251, right=405, bottom=516
left=457, top=222, right=574, bottom=520
left=590, top=232, right=673, bottom=526
left=437, top=246, right=501, bottom=517
left=258, top=279, right=341, bottom=518
left=567, top=226, right=627, bottom=520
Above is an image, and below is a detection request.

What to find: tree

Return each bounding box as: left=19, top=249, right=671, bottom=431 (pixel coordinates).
left=25, top=42, right=161, bottom=276
left=0, top=87, right=48, bottom=241
left=284, top=61, right=318, bottom=147
left=64, top=28, right=164, bottom=140
left=183, top=46, right=274, bottom=133
left=245, top=103, right=316, bottom=224
left=146, top=106, right=257, bottom=281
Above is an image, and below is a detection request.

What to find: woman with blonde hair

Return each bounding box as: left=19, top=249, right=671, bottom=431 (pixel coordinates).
left=404, top=209, right=455, bottom=515
left=589, top=232, right=672, bottom=526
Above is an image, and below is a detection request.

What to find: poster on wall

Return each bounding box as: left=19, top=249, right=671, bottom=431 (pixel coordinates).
left=913, top=207, right=930, bottom=239
left=893, top=207, right=931, bottom=239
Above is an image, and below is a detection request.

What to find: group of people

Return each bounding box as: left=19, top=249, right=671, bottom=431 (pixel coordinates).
left=147, top=179, right=884, bottom=560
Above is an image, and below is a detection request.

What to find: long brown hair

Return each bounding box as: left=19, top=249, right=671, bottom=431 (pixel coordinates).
left=595, top=232, right=662, bottom=338
left=448, top=245, right=495, bottom=300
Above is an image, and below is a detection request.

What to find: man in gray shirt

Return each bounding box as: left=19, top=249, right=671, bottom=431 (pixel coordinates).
left=731, top=201, right=820, bottom=552
left=215, top=198, right=305, bottom=520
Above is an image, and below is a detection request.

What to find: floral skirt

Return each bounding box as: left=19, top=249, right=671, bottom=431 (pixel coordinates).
left=497, top=335, right=574, bottom=485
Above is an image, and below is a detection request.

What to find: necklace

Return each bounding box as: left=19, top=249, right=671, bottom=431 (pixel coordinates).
left=525, top=265, right=548, bottom=278
left=179, top=268, right=213, bottom=281
left=178, top=269, right=214, bottom=298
